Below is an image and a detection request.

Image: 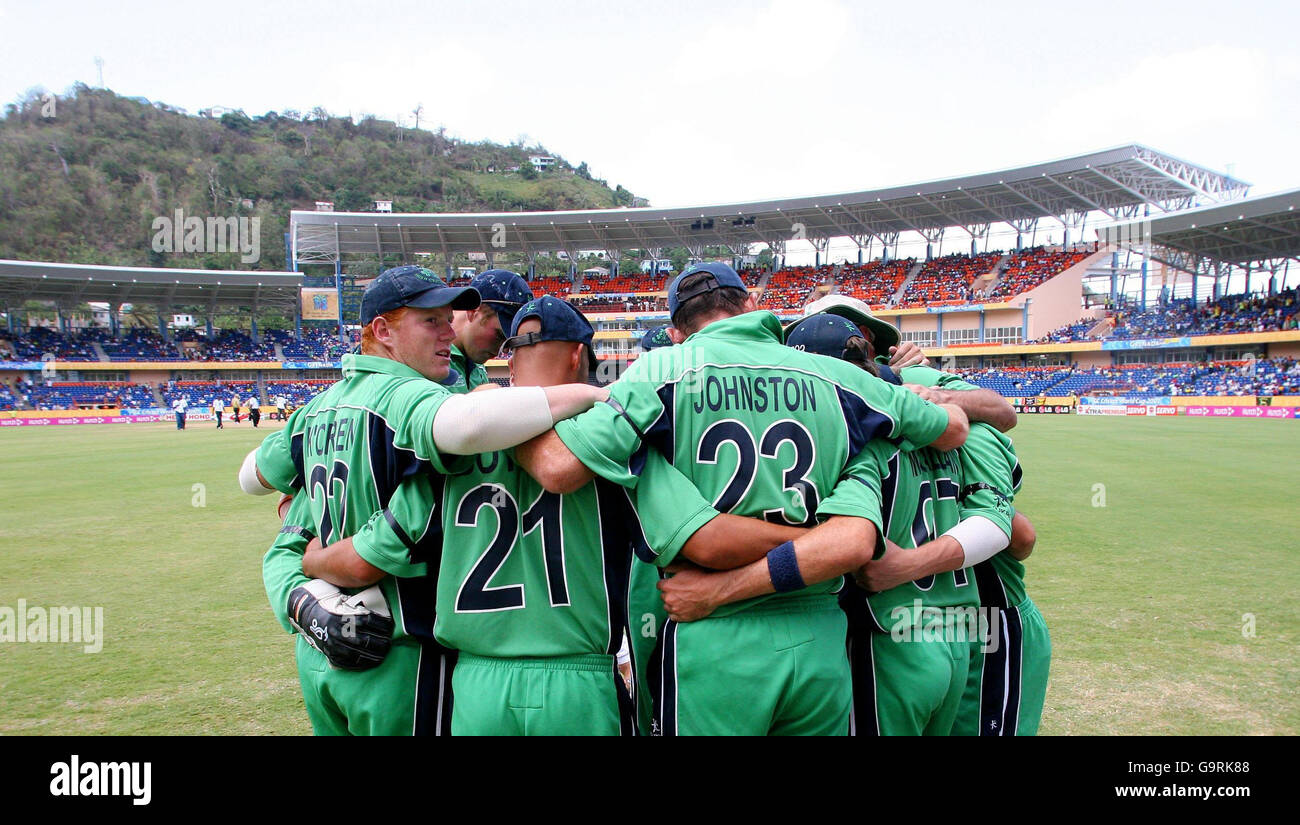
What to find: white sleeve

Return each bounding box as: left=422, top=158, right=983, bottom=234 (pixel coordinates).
left=431, top=386, right=555, bottom=455
left=942, top=515, right=1011, bottom=567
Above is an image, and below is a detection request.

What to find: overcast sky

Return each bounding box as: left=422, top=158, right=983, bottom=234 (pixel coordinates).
left=1, top=0, right=1297, bottom=277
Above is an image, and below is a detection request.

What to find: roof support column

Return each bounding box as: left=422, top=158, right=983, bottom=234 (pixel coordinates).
left=876, top=233, right=900, bottom=264
left=1022, top=298, right=1031, bottom=339
left=1190, top=273, right=1197, bottom=304
left=810, top=238, right=829, bottom=267
left=1140, top=255, right=1148, bottom=311
left=919, top=227, right=944, bottom=262
left=964, top=224, right=990, bottom=257
left=935, top=312, right=943, bottom=347
left=851, top=235, right=872, bottom=265
left=1009, top=219, right=1037, bottom=253
left=1062, top=210, right=1086, bottom=249
left=1110, top=250, right=1119, bottom=305
left=336, top=260, right=346, bottom=345
left=294, top=299, right=302, bottom=343
left=157, top=308, right=169, bottom=342
left=978, top=310, right=986, bottom=343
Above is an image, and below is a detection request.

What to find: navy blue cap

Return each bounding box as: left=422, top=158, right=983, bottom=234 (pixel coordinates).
left=667, top=262, right=748, bottom=318
left=785, top=314, right=869, bottom=363
left=360, top=265, right=480, bottom=325
left=470, top=269, right=534, bottom=332
left=640, top=325, right=674, bottom=351
left=506, top=295, right=599, bottom=372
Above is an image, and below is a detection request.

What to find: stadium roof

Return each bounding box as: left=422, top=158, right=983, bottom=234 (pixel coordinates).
left=0, top=260, right=302, bottom=310
left=290, top=144, right=1250, bottom=264
left=1104, top=189, right=1300, bottom=278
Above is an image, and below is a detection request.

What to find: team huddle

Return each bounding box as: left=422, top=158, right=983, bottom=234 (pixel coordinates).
left=237, top=262, right=1051, bottom=736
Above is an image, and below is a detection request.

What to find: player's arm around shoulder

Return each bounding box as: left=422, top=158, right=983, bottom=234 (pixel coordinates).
left=657, top=515, right=879, bottom=622
left=521, top=375, right=652, bottom=493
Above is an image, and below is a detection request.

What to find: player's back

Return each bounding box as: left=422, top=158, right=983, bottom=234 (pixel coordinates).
left=631, top=312, right=943, bottom=614
left=841, top=438, right=979, bottom=633
left=434, top=448, right=633, bottom=659
left=960, top=422, right=1027, bottom=609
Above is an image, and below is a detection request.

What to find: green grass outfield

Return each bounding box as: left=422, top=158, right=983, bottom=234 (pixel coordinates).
left=0, top=415, right=1297, bottom=735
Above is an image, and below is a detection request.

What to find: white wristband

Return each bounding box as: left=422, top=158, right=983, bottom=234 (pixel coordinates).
left=943, top=515, right=1010, bottom=567
left=239, top=448, right=275, bottom=495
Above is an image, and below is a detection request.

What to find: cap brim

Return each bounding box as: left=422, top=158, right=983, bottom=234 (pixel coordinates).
left=406, top=286, right=481, bottom=311
left=483, top=301, right=521, bottom=331
left=823, top=307, right=899, bottom=352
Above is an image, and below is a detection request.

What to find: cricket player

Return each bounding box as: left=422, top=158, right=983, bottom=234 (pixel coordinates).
left=783, top=314, right=1011, bottom=735
left=446, top=269, right=533, bottom=393
left=518, top=263, right=969, bottom=735
left=241, top=265, right=607, bottom=735
left=304, top=296, right=809, bottom=735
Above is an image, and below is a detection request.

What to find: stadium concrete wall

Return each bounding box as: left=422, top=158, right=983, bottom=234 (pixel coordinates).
left=1010, top=248, right=1108, bottom=339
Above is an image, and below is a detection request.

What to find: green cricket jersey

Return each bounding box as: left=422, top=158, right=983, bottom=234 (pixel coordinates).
left=446, top=343, right=489, bottom=394
left=431, top=448, right=715, bottom=659
left=555, top=311, right=952, bottom=617
left=840, top=366, right=992, bottom=631
left=263, top=493, right=317, bottom=634
left=253, top=353, right=460, bottom=643
left=958, top=422, right=1027, bottom=608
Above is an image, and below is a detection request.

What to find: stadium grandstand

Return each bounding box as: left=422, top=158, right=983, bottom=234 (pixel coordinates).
left=4, top=145, right=1300, bottom=421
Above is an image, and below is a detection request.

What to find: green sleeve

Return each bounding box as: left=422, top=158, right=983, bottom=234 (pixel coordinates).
left=554, top=361, right=665, bottom=488
left=350, top=472, right=436, bottom=579
left=956, top=423, right=1017, bottom=537
left=899, top=364, right=979, bottom=392
left=386, top=378, right=456, bottom=472
left=262, top=494, right=315, bottom=634
left=872, top=377, right=950, bottom=451
left=627, top=452, right=719, bottom=569
left=818, top=440, right=888, bottom=559
left=254, top=422, right=301, bottom=493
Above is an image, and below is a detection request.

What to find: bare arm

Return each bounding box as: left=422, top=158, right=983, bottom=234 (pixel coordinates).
left=1008, top=512, right=1036, bottom=561
left=302, top=536, right=386, bottom=589
left=515, top=429, right=595, bottom=494
left=907, top=385, right=1016, bottom=432
left=858, top=512, right=1014, bottom=591
left=680, top=516, right=807, bottom=570
left=929, top=403, right=970, bottom=451
left=857, top=537, right=962, bottom=592
left=657, top=516, right=876, bottom=622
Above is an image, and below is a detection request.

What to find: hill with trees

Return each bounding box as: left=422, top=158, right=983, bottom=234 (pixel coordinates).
left=0, top=85, right=641, bottom=271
